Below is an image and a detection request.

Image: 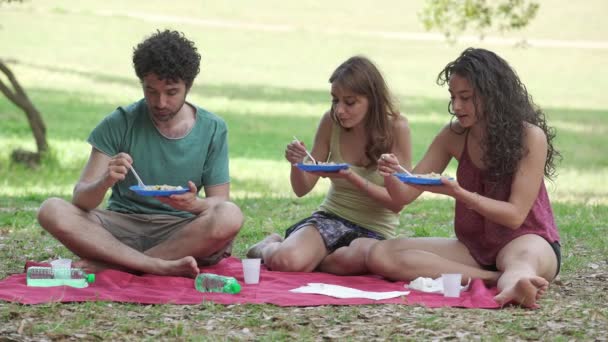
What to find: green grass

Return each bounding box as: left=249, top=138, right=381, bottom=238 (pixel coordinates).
left=1, top=0, right=607, bottom=340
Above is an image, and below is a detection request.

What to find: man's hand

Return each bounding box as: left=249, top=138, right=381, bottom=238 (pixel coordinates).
left=102, top=152, right=133, bottom=189
left=156, top=181, right=204, bottom=214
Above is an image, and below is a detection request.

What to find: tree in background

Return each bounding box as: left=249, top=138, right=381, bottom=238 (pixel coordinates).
left=0, top=0, right=48, bottom=166
left=420, top=0, right=539, bottom=42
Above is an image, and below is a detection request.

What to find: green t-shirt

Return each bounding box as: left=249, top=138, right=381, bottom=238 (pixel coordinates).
left=88, top=99, right=230, bottom=218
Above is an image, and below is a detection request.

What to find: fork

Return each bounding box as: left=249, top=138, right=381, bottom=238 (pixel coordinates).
left=398, top=164, right=413, bottom=176
left=129, top=165, right=146, bottom=187
left=293, top=136, right=317, bottom=164
left=381, top=154, right=412, bottom=175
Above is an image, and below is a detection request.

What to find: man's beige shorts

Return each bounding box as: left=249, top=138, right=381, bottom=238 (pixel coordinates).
left=91, top=209, right=232, bottom=266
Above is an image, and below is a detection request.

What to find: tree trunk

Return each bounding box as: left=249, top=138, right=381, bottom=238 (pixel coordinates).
left=0, top=59, right=48, bottom=155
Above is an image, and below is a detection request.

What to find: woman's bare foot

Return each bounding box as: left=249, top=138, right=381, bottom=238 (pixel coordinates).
left=481, top=271, right=502, bottom=286
left=246, top=233, right=283, bottom=259
left=494, top=276, right=549, bottom=308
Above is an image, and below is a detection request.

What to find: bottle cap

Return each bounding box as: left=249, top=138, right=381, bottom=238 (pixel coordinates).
left=87, top=274, right=96, bottom=283
left=227, top=281, right=241, bottom=294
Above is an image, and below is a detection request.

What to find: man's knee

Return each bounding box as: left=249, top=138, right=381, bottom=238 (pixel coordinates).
left=195, top=201, right=243, bottom=241
left=211, top=201, right=243, bottom=236
left=37, top=197, right=70, bottom=230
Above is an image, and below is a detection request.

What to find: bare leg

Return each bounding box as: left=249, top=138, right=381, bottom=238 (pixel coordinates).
left=38, top=198, right=199, bottom=277
left=248, top=226, right=328, bottom=272
left=145, top=201, right=242, bottom=260
left=317, top=238, right=378, bottom=275
left=493, top=234, right=558, bottom=308
left=246, top=233, right=283, bottom=259
left=366, top=237, right=500, bottom=284
left=73, top=259, right=133, bottom=274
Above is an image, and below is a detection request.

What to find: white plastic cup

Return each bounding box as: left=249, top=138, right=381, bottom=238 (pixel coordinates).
left=442, top=273, right=462, bottom=298
left=242, top=258, right=261, bottom=284
left=50, top=258, right=72, bottom=279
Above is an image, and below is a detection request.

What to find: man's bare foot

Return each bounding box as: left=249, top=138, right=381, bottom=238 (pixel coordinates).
left=74, top=256, right=200, bottom=278
left=494, top=276, right=549, bottom=308
left=246, top=233, right=283, bottom=259
left=73, top=259, right=132, bottom=274
left=157, top=256, right=200, bottom=278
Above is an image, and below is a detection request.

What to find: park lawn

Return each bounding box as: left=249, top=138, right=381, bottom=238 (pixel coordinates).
left=1, top=0, right=607, bottom=340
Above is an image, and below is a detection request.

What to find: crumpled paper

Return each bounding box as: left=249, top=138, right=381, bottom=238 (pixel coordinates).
left=406, top=276, right=470, bottom=293
left=290, top=283, right=410, bottom=300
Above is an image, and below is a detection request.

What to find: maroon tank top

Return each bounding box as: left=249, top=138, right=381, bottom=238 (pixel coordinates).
left=454, top=133, right=560, bottom=266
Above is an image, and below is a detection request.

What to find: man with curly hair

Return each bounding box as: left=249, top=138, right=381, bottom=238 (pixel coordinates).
left=37, top=30, right=243, bottom=278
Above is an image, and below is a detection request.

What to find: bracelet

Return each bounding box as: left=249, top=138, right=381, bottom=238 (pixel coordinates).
left=365, top=179, right=370, bottom=191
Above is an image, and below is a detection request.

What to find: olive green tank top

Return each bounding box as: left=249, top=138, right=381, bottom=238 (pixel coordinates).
left=317, top=124, right=399, bottom=238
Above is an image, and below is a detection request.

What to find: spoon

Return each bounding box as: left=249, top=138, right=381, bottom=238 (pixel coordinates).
left=293, top=136, right=317, bottom=164
left=129, top=165, right=146, bottom=187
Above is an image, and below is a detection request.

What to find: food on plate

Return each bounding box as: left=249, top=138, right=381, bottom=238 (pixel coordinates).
left=304, top=160, right=336, bottom=165
left=143, top=185, right=184, bottom=191
left=411, top=172, right=442, bottom=179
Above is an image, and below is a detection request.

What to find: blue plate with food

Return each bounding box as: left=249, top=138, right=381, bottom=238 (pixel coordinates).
left=129, top=185, right=189, bottom=197
left=394, top=173, right=453, bottom=185
left=296, top=163, right=350, bottom=172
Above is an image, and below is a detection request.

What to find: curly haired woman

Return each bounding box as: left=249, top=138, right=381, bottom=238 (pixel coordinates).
left=368, top=48, right=561, bottom=308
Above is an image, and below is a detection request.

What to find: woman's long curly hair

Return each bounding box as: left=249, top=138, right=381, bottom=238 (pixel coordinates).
left=329, top=56, right=399, bottom=167
left=132, top=30, right=201, bottom=89
left=437, top=48, right=560, bottom=181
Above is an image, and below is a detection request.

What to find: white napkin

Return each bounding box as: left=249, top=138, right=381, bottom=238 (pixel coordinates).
left=290, top=283, right=410, bottom=300
left=407, top=276, right=470, bottom=293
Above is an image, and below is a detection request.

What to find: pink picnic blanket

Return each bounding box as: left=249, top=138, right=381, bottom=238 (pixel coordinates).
left=0, top=257, right=500, bottom=308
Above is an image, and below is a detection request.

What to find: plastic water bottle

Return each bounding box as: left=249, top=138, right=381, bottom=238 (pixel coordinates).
left=26, top=266, right=96, bottom=288
left=194, top=273, right=241, bottom=294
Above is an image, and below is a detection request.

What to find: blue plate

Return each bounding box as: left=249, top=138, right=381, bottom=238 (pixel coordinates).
left=296, top=163, right=350, bottom=172
left=129, top=185, right=189, bottom=197
left=394, top=173, right=453, bottom=185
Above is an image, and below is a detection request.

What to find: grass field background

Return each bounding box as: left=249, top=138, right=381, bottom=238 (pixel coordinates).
left=1, top=0, right=607, bottom=340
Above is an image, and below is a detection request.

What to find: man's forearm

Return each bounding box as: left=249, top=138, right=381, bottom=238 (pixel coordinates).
left=72, top=180, right=110, bottom=211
